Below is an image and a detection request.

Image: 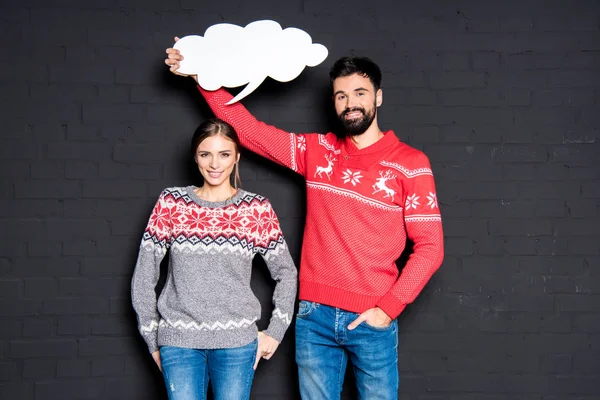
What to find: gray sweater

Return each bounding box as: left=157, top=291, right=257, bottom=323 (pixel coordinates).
left=131, top=187, right=298, bottom=353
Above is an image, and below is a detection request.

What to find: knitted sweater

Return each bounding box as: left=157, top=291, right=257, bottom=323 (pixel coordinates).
left=199, top=87, right=444, bottom=319
left=131, top=187, right=297, bottom=353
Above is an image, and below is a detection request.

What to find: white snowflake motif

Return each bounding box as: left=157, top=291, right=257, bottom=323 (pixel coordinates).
left=296, top=136, right=306, bottom=152
left=341, top=169, right=363, bottom=186
left=405, top=193, right=420, bottom=210
left=426, top=192, right=438, bottom=209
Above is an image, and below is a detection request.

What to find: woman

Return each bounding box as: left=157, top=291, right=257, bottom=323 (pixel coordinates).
left=131, top=118, right=297, bottom=400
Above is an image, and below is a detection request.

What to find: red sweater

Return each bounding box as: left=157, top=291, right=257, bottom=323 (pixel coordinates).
left=199, top=87, right=444, bottom=319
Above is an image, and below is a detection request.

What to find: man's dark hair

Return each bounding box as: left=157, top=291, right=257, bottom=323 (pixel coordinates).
left=329, top=56, right=382, bottom=91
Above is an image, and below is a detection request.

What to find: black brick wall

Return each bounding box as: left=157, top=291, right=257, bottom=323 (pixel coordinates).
left=1, top=0, right=599, bottom=399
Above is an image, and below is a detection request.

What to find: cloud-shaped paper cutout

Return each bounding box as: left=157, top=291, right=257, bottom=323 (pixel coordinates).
left=173, top=20, right=328, bottom=104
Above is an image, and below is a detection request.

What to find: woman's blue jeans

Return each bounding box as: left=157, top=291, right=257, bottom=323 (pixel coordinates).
left=159, top=339, right=257, bottom=400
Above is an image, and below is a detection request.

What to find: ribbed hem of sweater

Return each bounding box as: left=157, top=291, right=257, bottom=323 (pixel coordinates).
left=299, top=281, right=406, bottom=319
left=157, top=324, right=258, bottom=350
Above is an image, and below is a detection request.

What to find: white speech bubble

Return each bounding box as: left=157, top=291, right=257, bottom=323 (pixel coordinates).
left=173, top=20, right=328, bottom=104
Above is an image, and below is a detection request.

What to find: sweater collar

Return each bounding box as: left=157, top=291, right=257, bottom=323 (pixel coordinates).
left=186, top=186, right=246, bottom=209
left=342, top=130, right=399, bottom=155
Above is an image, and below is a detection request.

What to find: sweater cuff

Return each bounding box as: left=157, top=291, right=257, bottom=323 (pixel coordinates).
left=142, top=331, right=158, bottom=353
left=264, top=315, right=291, bottom=343
left=376, top=293, right=407, bottom=320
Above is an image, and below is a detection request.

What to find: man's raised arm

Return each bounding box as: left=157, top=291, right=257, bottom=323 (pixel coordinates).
left=166, top=40, right=308, bottom=176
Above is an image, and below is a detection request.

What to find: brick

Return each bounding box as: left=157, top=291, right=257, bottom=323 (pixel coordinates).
left=563, top=130, right=597, bottom=145
left=0, top=140, right=41, bottom=160
left=0, top=299, right=41, bottom=317
left=557, top=294, right=600, bottom=311
left=47, top=142, right=112, bottom=161
left=30, top=161, right=65, bottom=179
left=519, top=182, right=580, bottom=199
left=57, top=359, right=91, bottom=377
left=23, top=359, right=55, bottom=379
left=46, top=218, right=110, bottom=237
left=500, top=16, right=533, bottom=32
left=408, top=89, right=437, bottom=106
left=82, top=180, right=147, bottom=198
left=534, top=199, right=567, bottom=217
left=14, top=257, right=80, bottom=278
left=65, top=124, right=104, bottom=141
left=555, top=218, right=600, bottom=236
left=22, top=317, right=53, bottom=338
left=442, top=126, right=472, bottom=143
left=79, top=337, right=138, bottom=356
left=0, top=319, right=22, bottom=339
left=548, top=377, right=600, bottom=395
left=472, top=51, right=499, bottom=70
left=441, top=218, right=488, bottom=237
left=92, top=355, right=125, bottom=376
left=110, top=297, right=131, bottom=314
left=504, top=237, right=536, bottom=255
left=59, top=277, right=129, bottom=297
left=569, top=237, right=600, bottom=255
left=0, top=279, right=21, bottom=299
left=65, top=161, right=99, bottom=179
left=519, top=256, right=586, bottom=276
left=539, top=354, right=572, bottom=374
left=82, top=256, right=135, bottom=276
left=430, top=72, right=486, bottom=88
left=34, top=380, right=105, bottom=400
left=0, top=382, right=33, bottom=400
left=30, top=83, right=97, bottom=102
left=566, top=199, right=598, bottom=217
left=492, top=145, right=548, bottom=163
left=10, top=339, right=77, bottom=358
left=439, top=90, right=471, bottom=106
left=0, top=61, right=47, bottom=83
left=57, top=316, right=89, bottom=336
left=573, top=354, right=600, bottom=374
left=15, top=181, right=80, bottom=199
left=503, top=165, right=534, bottom=181
left=0, top=362, right=19, bottom=382
left=98, top=86, right=130, bottom=103
left=536, top=237, right=568, bottom=255
left=62, top=238, right=98, bottom=256
left=98, top=162, right=130, bottom=179
left=28, top=241, right=62, bottom=256
left=82, top=103, right=144, bottom=124
left=535, top=164, right=567, bottom=181
left=42, top=298, right=109, bottom=315
left=582, top=182, right=600, bottom=198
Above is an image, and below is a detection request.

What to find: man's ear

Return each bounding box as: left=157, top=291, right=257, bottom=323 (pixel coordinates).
left=376, top=89, right=383, bottom=107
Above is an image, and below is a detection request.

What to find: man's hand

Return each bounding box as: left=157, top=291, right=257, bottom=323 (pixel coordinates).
left=164, top=37, right=198, bottom=81
left=151, top=350, right=162, bottom=372
left=347, top=307, right=392, bottom=330
left=253, top=331, right=280, bottom=370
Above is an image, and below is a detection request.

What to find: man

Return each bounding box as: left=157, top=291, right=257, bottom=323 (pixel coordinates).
left=165, top=41, right=444, bottom=399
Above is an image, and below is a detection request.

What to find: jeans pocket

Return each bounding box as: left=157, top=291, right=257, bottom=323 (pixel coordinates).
left=362, top=321, right=394, bottom=331
left=297, top=301, right=317, bottom=318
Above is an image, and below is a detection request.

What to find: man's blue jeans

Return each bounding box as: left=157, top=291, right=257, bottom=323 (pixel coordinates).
left=159, top=339, right=257, bottom=400
left=296, top=301, right=399, bottom=399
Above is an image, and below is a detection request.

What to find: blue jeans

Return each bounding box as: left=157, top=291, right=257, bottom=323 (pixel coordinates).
left=159, top=340, right=257, bottom=400
left=296, top=301, right=399, bottom=399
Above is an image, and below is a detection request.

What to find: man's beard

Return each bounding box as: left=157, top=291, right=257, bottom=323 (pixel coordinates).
left=337, top=102, right=377, bottom=137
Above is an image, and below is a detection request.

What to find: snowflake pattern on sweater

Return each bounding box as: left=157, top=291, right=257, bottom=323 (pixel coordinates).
left=131, top=187, right=297, bottom=353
